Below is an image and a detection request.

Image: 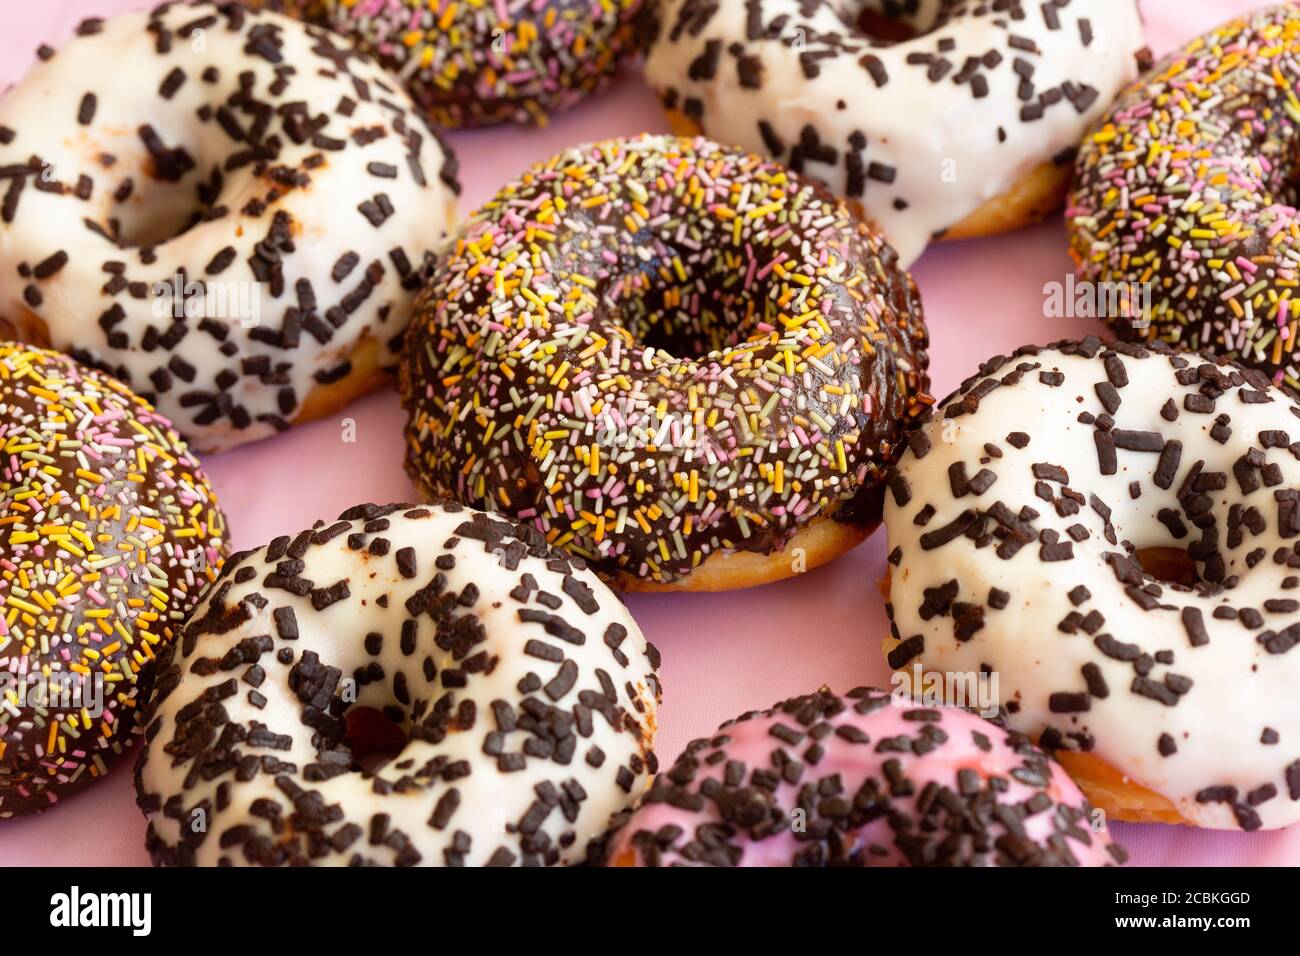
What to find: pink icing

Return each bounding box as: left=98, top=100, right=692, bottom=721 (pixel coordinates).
left=604, top=688, right=1124, bottom=867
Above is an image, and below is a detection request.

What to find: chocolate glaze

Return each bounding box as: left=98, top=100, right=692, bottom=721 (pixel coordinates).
left=1069, top=4, right=1300, bottom=394
left=400, top=135, right=929, bottom=584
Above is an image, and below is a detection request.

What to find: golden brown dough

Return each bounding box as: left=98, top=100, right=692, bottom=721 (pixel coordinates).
left=616, top=517, right=871, bottom=593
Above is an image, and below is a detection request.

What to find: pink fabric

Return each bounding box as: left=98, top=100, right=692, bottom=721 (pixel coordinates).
left=1, top=0, right=1294, bottom=867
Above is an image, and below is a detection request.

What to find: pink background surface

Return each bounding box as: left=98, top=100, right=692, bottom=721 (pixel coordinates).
left=1, top=0, right=1294, bottom=867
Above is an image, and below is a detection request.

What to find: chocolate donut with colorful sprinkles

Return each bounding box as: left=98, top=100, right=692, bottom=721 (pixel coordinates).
left=1069, top=3, right=1300, bottom=394
left=400, top=134, right=930, bottom=591
left=0, top=343, right=227, bottom=818
left=248, top=0, right=643, bottom=127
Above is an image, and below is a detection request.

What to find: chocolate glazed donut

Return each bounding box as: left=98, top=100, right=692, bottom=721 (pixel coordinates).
left=0, top=343, right=227, bottom=817
left=247, top=0, right=642, bottom=127
left=1068, top=4, right=1300, bottom=394
left=400, top=134, right=930, bottom=591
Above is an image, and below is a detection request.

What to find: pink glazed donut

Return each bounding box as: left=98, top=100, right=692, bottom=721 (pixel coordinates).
left=601, top=687, right=1126, bottom=867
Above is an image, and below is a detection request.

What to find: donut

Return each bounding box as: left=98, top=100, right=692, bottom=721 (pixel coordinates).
left=248, top=0, right=641, bottom=127
left=882, top=336, right=1300, bottom=830
left=134, top=501, right=662, bottom=866
left=0, top=343, right=226, bottom=818
left=599, top=686, right=1126, bottom=866
left=399, top=134, right=930, bottom=592
left=1068, top=4, right=1300, bottom=394
left=0, top=1, right=460, bottom=454
left=639, top=0, right=1149, bottom=267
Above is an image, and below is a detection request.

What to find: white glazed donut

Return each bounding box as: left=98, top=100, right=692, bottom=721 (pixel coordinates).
left=0, top=1, right=459, bottom=453
left=883, top=337, right=1300, bottom=830
left=134, top=502, right=662, bottom=866
left=640, top=0, right=1147, bottom=266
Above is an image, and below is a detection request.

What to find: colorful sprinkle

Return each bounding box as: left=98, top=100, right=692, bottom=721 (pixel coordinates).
left=400, top=134, right=929, bottom=585
left=1069, top=5, right=1300, bottom=394
left=0, top=343, right=226, bottom=818
left=259, top=0, right=641, bottom=126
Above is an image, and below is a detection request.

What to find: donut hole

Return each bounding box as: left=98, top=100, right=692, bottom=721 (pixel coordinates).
left=855, top=8, right=920, bottom=43
left=343, top=705, right=408, bottom=774
left=625, top=298, right=757, bottom=359
left=112, top=175, right=216, bottom=248
left=1276, top=135, right=1300, bottom=209
left=577, top=246, right=765, bottom=360
left=1133, top=545, right=1200, bottom=589
left=848, top=1, right=945, bottom=45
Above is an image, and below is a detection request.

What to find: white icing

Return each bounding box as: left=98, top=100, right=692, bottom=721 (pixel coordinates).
left=643, top=0, right=1145, bottom=266
left=0, top=2, right=458, bottom=452
left=884, top=342, right=1300, bottom=829
left=136, top=504, right=660, bottom=866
